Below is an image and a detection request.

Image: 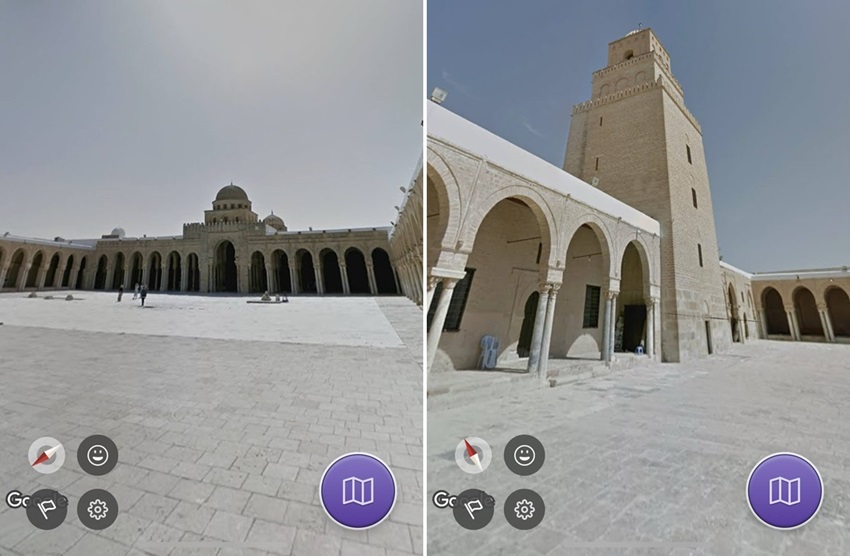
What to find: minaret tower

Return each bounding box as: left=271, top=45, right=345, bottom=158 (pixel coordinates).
left=563, top=28, right=730, bottom=361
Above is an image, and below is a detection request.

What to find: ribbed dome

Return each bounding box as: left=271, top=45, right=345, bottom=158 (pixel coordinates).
left=111, top=227, right=126, bottom=238
left=263, top=212, right=285, bottom=231
left=215, top=184, right=249, bottom=202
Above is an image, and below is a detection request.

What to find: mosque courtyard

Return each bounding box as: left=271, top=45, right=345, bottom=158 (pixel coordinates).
left=0, top=291, right=423, bottom=555
left=427, top=340, right=850, bottom=555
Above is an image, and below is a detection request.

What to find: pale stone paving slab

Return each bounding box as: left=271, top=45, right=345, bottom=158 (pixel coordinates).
left=0, top=292, right=422, bottom=555
left=428, top=340, right=850, bottom=555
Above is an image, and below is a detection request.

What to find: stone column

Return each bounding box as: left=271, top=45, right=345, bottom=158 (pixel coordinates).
left=0, top=263, right=9, bottom=290
left=105, top=265, right=115, bottom=291
left=817, top=305, right=835, bottom=342
left=68, top=263, right=80, bottom=289
left=36, top=267, right=47, bottom=290
left=601, top=292, right=613, bottom=362
left=340, top=264, right=350, bottom=294
left=426, top=278, right=457, bottom=373
left=18, top=264, right=31, bottom=291
left=526, top=283, right=551, bottom=376
left=180, top=264, right=188, bottom=292
left=366, top=263, right=377, bottom=295
left=646, top=298, right=657, bottom=358
left=538, top=284, right=560, bottom=383
left=426, top=276, right=439, bottom=308
left=314, top=264, right=324, bottom=295
left=265, top=264, right=273, bottom=294
left=785, top=308, right=799, bottom=341
left=289, top=264, right=299, bottom=294
left=159, top=264, right=167, bottom=291
left=758, top=309, right=767, bottom=338
left=201, top=261, right=210, bottom=292
left=393, top=266, right=402, bottom=294
left=142, top=265, right=150, bottom=289
left=608, top=292, right=619, bottom=360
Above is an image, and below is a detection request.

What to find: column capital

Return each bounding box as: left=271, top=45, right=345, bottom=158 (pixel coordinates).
left=428, top=275, right=441, bottom=290
left=816, top=303, right=828, bottom=311
left=607, top=289, right=620, bottom=300
left=650, top=297, right=660, bottom=305
left=549, top=282, right=561, bottom=295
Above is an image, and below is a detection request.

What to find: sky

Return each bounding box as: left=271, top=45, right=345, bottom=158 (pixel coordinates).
left=427, top=0, right=850, bottom=273
left=0, top=1, right=422, bottom=239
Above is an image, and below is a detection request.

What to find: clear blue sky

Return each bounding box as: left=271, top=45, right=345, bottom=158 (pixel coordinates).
left=427, top=0, right=850, bottom=272
left=0, top=1, right=422, bottom=239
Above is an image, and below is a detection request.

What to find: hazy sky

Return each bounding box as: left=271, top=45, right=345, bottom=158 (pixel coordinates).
left=0, top=1, right=422, bottom=239
left=428, top=0, right=850, bottom=273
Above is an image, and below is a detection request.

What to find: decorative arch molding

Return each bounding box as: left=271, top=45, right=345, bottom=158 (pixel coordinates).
left=426, top=147, right=463, bottom=250
left=458, top=185, right=559, bottom=270
left=561, top=213, right=616, bottom=279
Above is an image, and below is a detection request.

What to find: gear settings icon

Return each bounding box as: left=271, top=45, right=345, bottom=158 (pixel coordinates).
left=514, top=498, right=535, bottom=520
left=87, top=499, right=109, bottom=521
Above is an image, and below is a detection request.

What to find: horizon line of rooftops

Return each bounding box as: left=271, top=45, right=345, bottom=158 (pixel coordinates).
left=1, top=225, right=393, bottom=248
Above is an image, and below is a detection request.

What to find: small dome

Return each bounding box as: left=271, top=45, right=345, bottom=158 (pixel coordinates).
left=111, top=227, right=126, bottom=238
left=215, top=183, right=249, bottom=202
left=263, top=212, right=286, bottom=231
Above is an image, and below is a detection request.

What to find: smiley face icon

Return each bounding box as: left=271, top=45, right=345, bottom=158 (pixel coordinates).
left=513, top=445, right=535, bottom=467
left=87, top=445, right=109, bottom=467
left=78, top=435, right=118, bottom=476
left=504, top=435, right=545, bottom=476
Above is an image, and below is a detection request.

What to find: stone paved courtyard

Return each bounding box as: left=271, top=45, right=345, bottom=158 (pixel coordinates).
left=0, top=292, right=423, bottom=556
left=428, top=340, right=850, bottom=555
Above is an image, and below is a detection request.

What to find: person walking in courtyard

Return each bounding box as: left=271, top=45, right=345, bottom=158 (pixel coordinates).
left=133, top=283, right=139, bottom=300
left=140, top=284, right=147, bottom=307
left=117, top=284, right=124, bottom=302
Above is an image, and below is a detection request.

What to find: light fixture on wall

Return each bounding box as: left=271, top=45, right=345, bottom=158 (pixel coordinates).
left=431, top=87, right=448, bottom=104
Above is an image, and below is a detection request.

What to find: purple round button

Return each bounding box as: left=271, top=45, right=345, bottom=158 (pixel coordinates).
left=320, top=452, right=397, bottom=530
left=746, top=452, right=823, bottom=530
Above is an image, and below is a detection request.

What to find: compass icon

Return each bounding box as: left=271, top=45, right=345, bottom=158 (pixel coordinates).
left=28, top=437, right=65, bottom=474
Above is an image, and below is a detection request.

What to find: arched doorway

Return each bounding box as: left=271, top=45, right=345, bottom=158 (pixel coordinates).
left=148, top=252, right=163, bottom=290
left=728, top=284, right=740, bottom=342
left=298, top=250, right=317, bottom=293
left=61, top=255, right=74, bottom=288
left=429, top=196, right=550, bottom=369
left=249, top=251, right=268, bottom=293
left=167, top=251, right=181, bottom=291
left=826, top=287, right=850, bottom=338
left=4, top=249, right=26, bottom=289
left=345, top=248, right=370, bottom=294
left=321, top=249, right=343, bottom=294
left=94, top=255, right=108, bottom=290
left=763, top=287, right=789, bottom=335
left=129, top=252, right=144, bottom=288
left=25, top=251, right=44, bottom=288
left=112, top=253, right=126, bottom=290
left=45, top=253, right=61, bottom=289
left=214, top=241, right=238, bottom=292
left=186, top=253, right=200, bottom=291
left=794, top=287, right=824, bottom=338
left=617, top=241, right=649, bottom=353
left=371, top=248, right=397, bottom=294
left=551, top=224, right=612, bottom=359
left=273, top=250, right=291, bottom=293
left=517, top=291, right=539, bottom=357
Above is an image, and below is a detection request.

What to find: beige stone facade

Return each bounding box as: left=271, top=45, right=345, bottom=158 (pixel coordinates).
left=564, top=28, right=731, bottom=362
left=751, top=268, right=850, bottom=344
left=389, top=157, right=424, bottom=305
left=426, top=102, right=661, bottom=375
left=0, top=184, right=405, bottom=298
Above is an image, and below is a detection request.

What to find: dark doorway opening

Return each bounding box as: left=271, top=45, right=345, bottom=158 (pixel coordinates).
left=215, top=241, right=238, bottom=292
left=622, top=304, right=647, bottom=353
left=299, top=251, right=317, bottom=293
left=517, top=291, right=539, bottom=357
left=345, top=249, right=370, bottom=294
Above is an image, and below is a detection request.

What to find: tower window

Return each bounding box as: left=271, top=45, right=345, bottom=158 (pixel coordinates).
left=536, top=242, right=542, bottom=264
left=692, top=188, right=698, bottom=208
left=687, top=145, right=692, bottom=164
left=595, top=157, right=600, bottom=171
left=599, top=116, right=603, bottom=126
left=698, top=244, right=703, bottom=267
left=624, top=49, right=634, bottom=61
